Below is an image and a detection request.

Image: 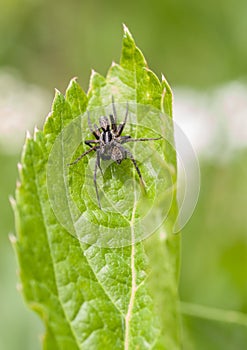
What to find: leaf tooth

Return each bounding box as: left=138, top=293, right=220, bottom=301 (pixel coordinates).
left=33, top=126, right=45, bottom=145
left=161, top=73, right=172, bottom=93
left=71, top=76, right=78, bottom=82
left=33, top=125, right=40, bottom=141
left=16, top=180, right=21, bottom=189
left=123, top=23, right=132, bottom=39
left=9, top=195, right=16, bottom=210
left=26, top=130, right=31, bottom=140
left=143, top=67, right=161, bottom=86
left=53, top=88, right=65, bottom=105
left=44, top=111, right=52, bottom=124
left=54, top=87, right=62, bottom=95
left=88, top=69, right=106, bottom=94
left=51, top=88, right=67, bottom=118
left=91, top=68, right=96, bottom=76
left=161, top=74, right=173, bottom=117
left=17, top=162, right=23, bottom=179
left=9, top=233, right=17, bottom=244
left=89, top=68, right=101, bottom=84
left=121, top=24, right=147, bottom=70
left=66, top=77, right=86, bottom=97
left=16, top=282, right=23, bottom=292
left=66, top=76, right=79, bottom=91
left=17, top=162, right=22, bottom=170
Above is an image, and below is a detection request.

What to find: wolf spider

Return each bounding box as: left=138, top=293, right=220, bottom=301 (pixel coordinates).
left=68, top=98, right=161, bottom=208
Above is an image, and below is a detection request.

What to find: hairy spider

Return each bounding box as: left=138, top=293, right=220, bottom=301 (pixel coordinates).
left=67, top=98, right=161, bottom=208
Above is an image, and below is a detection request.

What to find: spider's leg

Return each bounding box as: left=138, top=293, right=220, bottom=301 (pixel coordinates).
left=85, top=139, right=100, bottom=148
left=118, top=144, right=146, bottom=190
left=112, top=95, right=117, bottom=125
left=94, top=153, right=102, bottom=209
left=124, top=136, right=162, bottom=143
left=116, top=102, right=129, bottom=137
left=67, top=145, right=98, bottom=166
left=88, top=111, right=100, bottom=139
left=96, top=149, right=103, bottom=176
left=109, top=114, right=117, bottom=133
left=118, top=135, right=131, bottom=144
left=129, top=155, right=146, bottom=190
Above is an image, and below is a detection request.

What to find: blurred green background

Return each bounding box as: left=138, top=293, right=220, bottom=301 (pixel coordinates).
left=1, top=0, right=247, bottom=349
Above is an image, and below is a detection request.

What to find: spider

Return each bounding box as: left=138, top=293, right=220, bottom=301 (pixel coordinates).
left=67, top=98, right=162, bottom=208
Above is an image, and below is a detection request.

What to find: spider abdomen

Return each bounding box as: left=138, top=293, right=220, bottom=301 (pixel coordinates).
left=111, top=145, right=125, bottom=164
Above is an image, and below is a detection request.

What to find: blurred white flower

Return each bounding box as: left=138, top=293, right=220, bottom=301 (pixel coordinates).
left=174, top=82, right=247, bottom=159
left=0, top=69, right=51, bottom=154
left=171, top=82, right=247, bottom=229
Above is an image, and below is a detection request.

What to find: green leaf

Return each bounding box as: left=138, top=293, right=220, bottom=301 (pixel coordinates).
left=12, top=25, right=181, bottom=349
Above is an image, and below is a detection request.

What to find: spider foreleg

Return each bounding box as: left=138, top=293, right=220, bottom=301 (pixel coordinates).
left=94, top=154, right=102, bottom=209
left=85, top=139, right=100, bottom=148
left=96, top=149, right=103, bottom=176
left=109, top=114, right=117, bottom=133
left=67, top=145, right=98, bottom=166
left=116, top=101, right=129, bottom=137
left=124, top=136, right=162, bottom=143
left=87, top=111, right=100, bottom=139
left=118, top=145, right=146, bottom=190
left=118, top=135, right=131, bottom=143
left=112, top=95, right=118, bottom=125
left=129, top=156, right=146, bottom=190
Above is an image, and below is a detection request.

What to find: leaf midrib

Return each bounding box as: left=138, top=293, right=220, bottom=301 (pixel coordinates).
left=123, top=41, right=140, bottom=350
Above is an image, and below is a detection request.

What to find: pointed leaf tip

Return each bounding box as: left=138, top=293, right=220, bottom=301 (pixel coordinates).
left=123, top=23, right=133, bottom=38
left=122, top=23, right=128, bottom=30
left=54, top=88, right=66, bottom=103
left=68, top=77, right=78, bottom=88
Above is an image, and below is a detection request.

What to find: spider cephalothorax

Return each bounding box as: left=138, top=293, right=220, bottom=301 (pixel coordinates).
left=68, top=98, right=161, bottom=208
